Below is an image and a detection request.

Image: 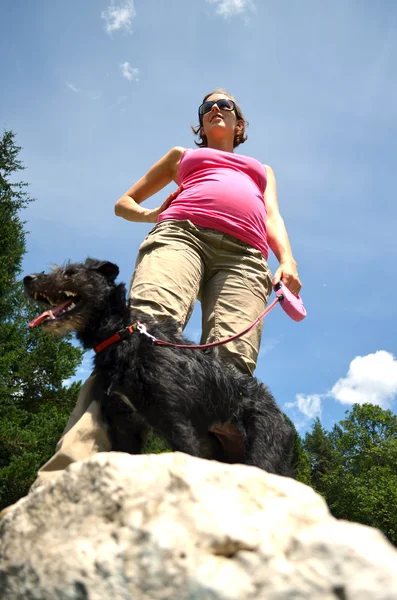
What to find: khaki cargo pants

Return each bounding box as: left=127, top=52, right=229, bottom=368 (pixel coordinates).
left=32, top=220, right=273, bottom=488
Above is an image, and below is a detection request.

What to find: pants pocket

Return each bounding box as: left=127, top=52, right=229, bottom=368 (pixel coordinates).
left=242, top=248, right=273, bottom=304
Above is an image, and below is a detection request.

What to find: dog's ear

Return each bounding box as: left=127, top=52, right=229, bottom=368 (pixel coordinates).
left=86, top=259, right=120, bottom=282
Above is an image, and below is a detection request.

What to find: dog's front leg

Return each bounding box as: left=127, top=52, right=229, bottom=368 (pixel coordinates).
left=100, top=391, right=150, bottom=455
left=159, top=419, right=201, bottom=457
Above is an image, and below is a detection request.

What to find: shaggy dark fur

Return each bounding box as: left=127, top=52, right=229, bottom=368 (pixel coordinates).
left=24, top=258, right=294, bottom=475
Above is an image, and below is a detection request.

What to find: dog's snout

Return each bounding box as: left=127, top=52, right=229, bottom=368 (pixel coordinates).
left=23, top=274, right=37, bottom=285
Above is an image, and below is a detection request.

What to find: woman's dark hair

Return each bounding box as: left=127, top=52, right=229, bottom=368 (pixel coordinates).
left=191, top=88, right=248, bottom=148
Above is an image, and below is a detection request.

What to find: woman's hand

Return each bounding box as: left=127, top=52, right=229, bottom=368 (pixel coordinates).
left=272, top=260, right=302, bottom=296
left=146, top=185, right=183, bottom=223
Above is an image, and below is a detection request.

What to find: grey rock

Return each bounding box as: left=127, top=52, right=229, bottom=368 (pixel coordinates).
left=0, top=452, right=396, bottom=599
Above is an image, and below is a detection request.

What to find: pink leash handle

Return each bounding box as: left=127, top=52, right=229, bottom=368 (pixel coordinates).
left=274, top=281, right=307, bottom=322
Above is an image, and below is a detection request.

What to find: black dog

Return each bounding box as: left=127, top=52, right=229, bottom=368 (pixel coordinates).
left=24, top=258, right=294, bottom=475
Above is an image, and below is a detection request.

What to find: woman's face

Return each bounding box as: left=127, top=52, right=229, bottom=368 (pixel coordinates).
left=200, top=93, right=241, bottom=143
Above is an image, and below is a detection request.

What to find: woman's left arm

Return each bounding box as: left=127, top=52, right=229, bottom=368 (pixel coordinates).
left=264, top=165, right=302, bottom=296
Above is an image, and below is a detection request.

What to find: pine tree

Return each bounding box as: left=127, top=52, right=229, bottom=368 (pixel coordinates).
left=303, top=417, right=339, bottom=492
left=0, top=131, right=83, bottom=509
left=283, top=414, right=311, bottom=484
left=0, top=131, right=29, bottom=314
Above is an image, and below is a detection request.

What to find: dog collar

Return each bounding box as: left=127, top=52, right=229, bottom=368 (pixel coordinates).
left=94, top=321, right=159, bottom=353
left=94, top=323, right=139, bottom=354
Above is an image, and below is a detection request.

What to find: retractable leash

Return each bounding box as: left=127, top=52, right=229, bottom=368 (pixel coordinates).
left=273, top=281, right=307, bottom=323
left=94, top=281, right=307, bottom=354
left=146, top=281, right=307, bottom=350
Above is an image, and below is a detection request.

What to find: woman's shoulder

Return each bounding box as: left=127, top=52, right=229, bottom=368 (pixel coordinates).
left=263, top=164, right=275, bottom=179
left=240, top=154, right=273, bottom=180
left=234, top=150, right=270, bottom=171
left=162, top=147, right=186, bottom=180
left=169, top=146, right=187, bottom=159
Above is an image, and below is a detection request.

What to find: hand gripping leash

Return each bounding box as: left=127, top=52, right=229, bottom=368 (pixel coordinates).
left=273, top=281, right=307, bottom=322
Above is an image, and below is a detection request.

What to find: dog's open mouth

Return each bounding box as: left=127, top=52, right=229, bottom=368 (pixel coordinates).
left=28, top=291, right=81, bottom=328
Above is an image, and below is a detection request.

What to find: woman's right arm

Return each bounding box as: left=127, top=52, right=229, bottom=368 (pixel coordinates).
left=114, top=146, right=185, bottom=223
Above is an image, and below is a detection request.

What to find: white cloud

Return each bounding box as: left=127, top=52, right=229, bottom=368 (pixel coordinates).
left=120, top=62, right=140, bottom=82
left=65, top=82, right=101, bottom=100
left=66, top=82, right=79, bottom=93
left=330, top=350, right=397, bottom=409
left=296, top=394, right=322, bottom=419
left=286, top=351, right=397, bottom=426
left=206, top=0, right=255, bottom=19
left=101, top=0, right=136, bottom=34
left=285, top=393, right=322, bottom=424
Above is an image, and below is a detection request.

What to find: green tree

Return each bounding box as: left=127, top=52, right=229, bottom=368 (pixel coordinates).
left=0, top=131, right=83, bottom=509
left=283, top=414, right=311, bottom=484
left=0, top=131, right=30, bottom=316
left=145, top=431, right=172, bottom=454
left=323, top=404, right=397, bottom=546
left=304, top=417, right=339, bottom=493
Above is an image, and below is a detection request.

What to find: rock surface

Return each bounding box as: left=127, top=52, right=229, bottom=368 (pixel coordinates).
left=1, top=452, right=397, bottom=599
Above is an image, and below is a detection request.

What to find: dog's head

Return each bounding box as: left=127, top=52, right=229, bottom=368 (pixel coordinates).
left=24, top=258, right=119, bottom=335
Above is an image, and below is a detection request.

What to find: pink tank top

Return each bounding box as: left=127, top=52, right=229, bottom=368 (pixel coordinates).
left=158, top=148, right=269, bottom=258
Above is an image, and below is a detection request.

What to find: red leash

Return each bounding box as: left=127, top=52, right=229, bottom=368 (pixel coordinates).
left=149, top=296, right=281, bottom=349
left=94, top=296, right=281, bottom=354
left=94, top=282, right=307, bottom=354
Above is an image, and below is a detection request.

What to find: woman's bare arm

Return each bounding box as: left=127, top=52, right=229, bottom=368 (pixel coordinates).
left=114, top=146, right=185, bottom=223
left=264, top=165, right=301, bottom=295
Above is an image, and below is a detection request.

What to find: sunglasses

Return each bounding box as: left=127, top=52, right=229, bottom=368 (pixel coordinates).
left=198, top=98, right=236, bottom=122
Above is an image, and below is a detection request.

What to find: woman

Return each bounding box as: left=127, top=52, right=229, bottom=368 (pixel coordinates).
left=29, top=89, right=301, bottom=489
left=116, top=88, right=301, bottom=375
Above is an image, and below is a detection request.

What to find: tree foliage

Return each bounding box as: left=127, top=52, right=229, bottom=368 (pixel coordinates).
left=322, top=404, right=397, bottom=545
left=0, top=130, right=31, bottom=316
left=284, top=414, right=311, bottom=485
left=303, top=417, right=339, bottom=493
left=0, top=131, right=83, bottom=509
left=304, top=404, right=397, bottom=546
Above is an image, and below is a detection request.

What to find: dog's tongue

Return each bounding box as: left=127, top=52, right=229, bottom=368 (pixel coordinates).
left=28, top=300, right=73, bottom=328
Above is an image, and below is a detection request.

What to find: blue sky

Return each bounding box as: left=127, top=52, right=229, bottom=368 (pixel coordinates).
left=1, top=0, right=397, bottom=435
